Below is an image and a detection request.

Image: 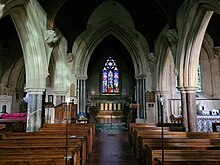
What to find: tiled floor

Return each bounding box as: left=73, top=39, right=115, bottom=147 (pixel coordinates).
left=87, top=130, right=139, bottom=165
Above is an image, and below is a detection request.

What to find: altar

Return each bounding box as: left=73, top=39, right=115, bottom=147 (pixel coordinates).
left=97, top=102, right=123, bottom=123
left=197, top=115, right=220, bottom=132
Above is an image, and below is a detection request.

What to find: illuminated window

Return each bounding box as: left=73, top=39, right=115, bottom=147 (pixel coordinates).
left=197, top=63, right=202, bottom=92
left=102, top=57, right=119, bottom=94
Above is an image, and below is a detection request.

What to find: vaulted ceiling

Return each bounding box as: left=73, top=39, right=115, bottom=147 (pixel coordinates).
left=38, top=0, right=220, bottom=51
left=38, top=0, right=185, bottom=51
left=0, top=0, right=220, bottom=52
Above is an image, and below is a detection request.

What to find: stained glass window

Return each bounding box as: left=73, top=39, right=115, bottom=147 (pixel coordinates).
left=197, top=63, right=202, bottom=92
left=102, top=57, right=119, bottom=94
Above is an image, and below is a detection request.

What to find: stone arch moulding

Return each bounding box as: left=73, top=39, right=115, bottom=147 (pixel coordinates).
left=73, top=17, right=150, bottom=80
left=176, top=2, right=213, bottom=88
left=1, top=57, right=25, bottom=92
left=202, top=33, right=215, bottom=60
left=199, top=0, right=220, bottom=14
left=1, top=1, right=48, bottom=92
left=156, top=41, right=173, bottom=92
left=0, top=0, right=27, bottom=18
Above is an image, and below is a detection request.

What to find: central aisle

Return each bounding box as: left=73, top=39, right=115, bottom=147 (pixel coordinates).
left=87, top=124, right=139, bottom=165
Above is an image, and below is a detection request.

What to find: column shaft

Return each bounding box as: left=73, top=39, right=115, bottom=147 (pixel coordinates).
left=27, top=93, right=43, bottom=132
left=136, top=78, right=146, bottom=120
left=78, top=79, right=86, bottom=113
left=180, top=91, right=189, bottom=132
left=186, top=92, right=197, bottom=132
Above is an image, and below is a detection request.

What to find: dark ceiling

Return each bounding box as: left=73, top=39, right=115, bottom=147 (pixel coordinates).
left=0, top=0, right=220, bottom=52
left=38, top=0, right=185, bottom=51
left=37, top=0, right=220, bottom=51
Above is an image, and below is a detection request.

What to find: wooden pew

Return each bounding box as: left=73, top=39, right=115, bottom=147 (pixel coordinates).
left=0, top=150, right=74, bottom=165
left=128, top=123, right=157, bottom=146
left=128, top=123, right=184, bottom=152
left=39, top=126, right=93, bottom=159
left=130, top=123, right=220, bottom=165
left=131, top=128, right=171, bottom=157
left=3, top=132, right=87, bottom=165
left=0, top=145, right=81, bottom=163
left=142, top=139, right=220, bottom=165
left=139, top=137, right=220, bottom=164
left=131, top=125, right=220, bottom=160
left=0, top=138, right=85, bottom=165
left=134, top=131, right=220, bottom=159
left=41, top=123, right=95, bottom=153
left=150, top=150, right=220, bottom=165
left=0, top=123, right=95, bottom=165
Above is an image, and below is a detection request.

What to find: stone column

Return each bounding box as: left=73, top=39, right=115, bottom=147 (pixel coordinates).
left=185, top=87, right=197, bottom=132
left=77, top=79, right=86, bottom=113
left=136, top=79, right=140, bottom=119
left=178, top=87, right=188, bottom=132
left=135, top=78, right=146, bottom=120
left=26, top=91, right=44, bottom=132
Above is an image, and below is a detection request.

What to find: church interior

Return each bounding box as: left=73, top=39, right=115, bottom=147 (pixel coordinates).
left=1, top=0, right=220, bottom=164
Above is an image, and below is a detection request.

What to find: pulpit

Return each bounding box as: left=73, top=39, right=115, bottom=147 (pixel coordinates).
left=54, top=102, right=77, bottom=123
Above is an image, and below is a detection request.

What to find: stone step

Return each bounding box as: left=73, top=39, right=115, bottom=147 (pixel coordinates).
left=96, top=123, right=128, bottom=133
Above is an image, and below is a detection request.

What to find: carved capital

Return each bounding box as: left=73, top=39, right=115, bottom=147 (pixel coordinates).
left=174, top=68, right=179, bottom=76
left=213, top=46, right=220, bottom=57
left=45, top=30, right=60, bottom=47
left=148, top=52, right=155, bottom=62
left=66, top=53, right=74, bottom=63
left=166, top=29, right=178, bottom=45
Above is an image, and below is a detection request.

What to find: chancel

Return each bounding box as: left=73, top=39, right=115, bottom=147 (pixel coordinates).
left=1, top=0, right=220, bottom=164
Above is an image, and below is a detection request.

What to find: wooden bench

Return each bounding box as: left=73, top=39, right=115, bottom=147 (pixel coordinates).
left=131, top=127, right=170, bottom=153
left=151, top=150, right=220, bottom=165
left=0, top=138, right=86, bottom=165
left=130, top=123, right=220, bottom=165
left=142, top=139, right=220, bottom=165
left=0, top=123, right=95, bottom=165
left=128, top=123, right=184, bottom=151
left=135, top=131, right=220, bottom=155
left=41, top=123, right=95, bottom=152
left=128, top=123, right=157, bottom=145
left=0, top=150, right=75, bottom=165
left=0, top=135, right=81, bottom=165
left=3, top=131, right=88, bottom=165
left=39, top=126, right=93, bottom=159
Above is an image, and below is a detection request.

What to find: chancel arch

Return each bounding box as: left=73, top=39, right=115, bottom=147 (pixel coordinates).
left=72, top=1, right=150, bottom=119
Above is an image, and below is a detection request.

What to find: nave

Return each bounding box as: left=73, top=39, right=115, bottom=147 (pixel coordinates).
left=87, top=124, right=139, bottom=165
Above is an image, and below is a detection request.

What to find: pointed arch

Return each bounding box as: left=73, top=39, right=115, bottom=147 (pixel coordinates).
left=0, top=1, right=48, bottom=92
left=73, top=17, right=150, bottom=80
left=176, top=1, right=213, bottom=88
